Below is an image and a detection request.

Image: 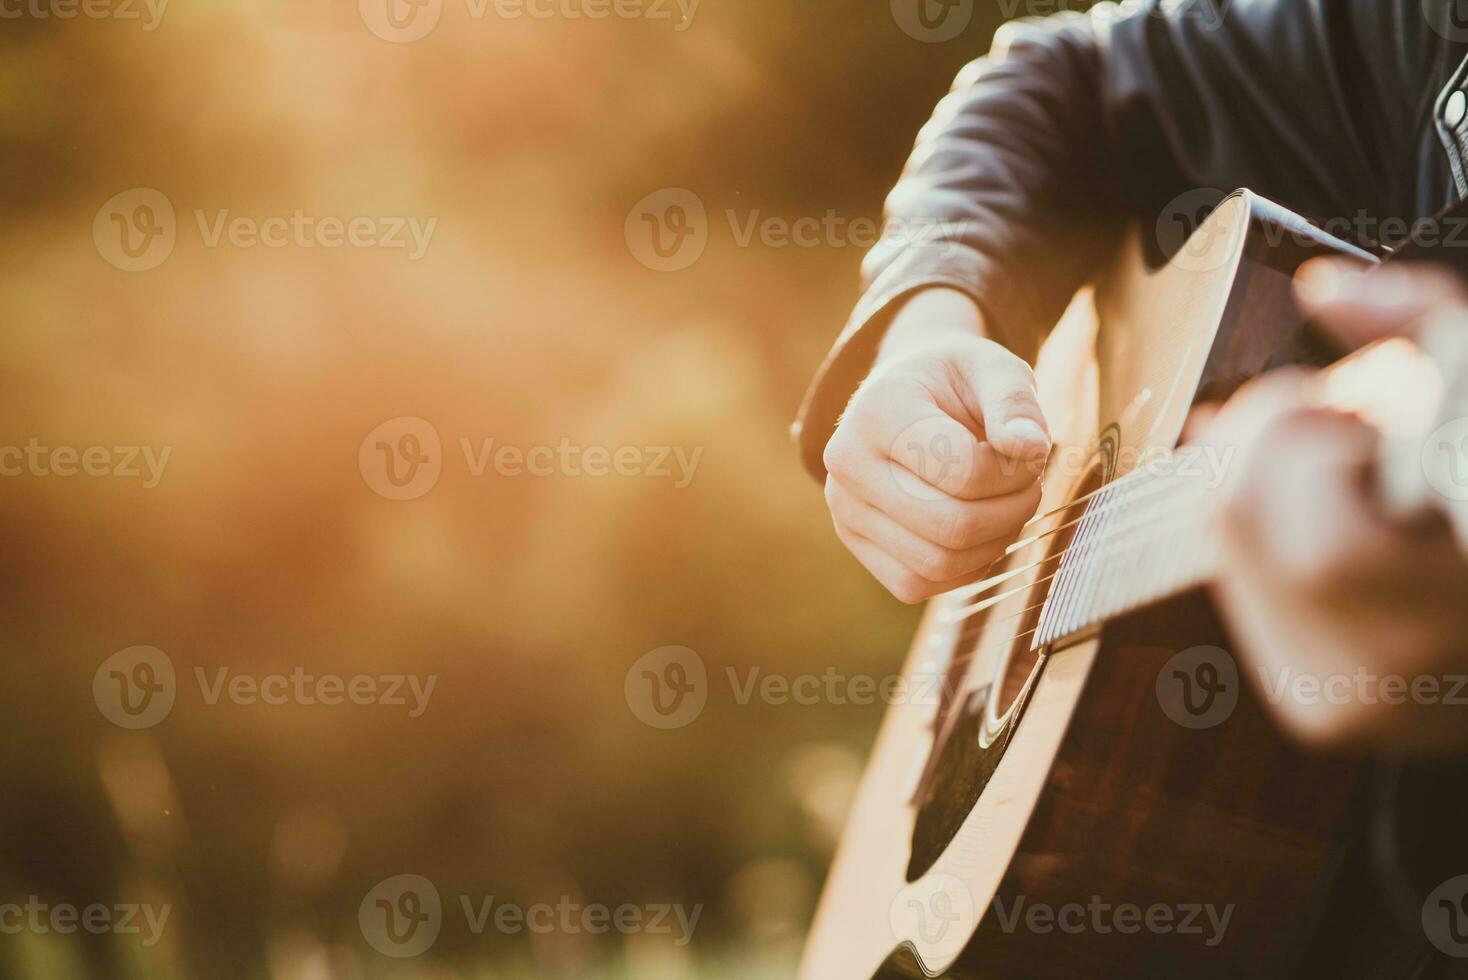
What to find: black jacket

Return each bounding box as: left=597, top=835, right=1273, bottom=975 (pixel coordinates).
left=794, top=0, right=1468, bottom=478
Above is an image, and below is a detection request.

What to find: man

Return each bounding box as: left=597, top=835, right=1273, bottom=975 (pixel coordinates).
left=799, top=0, right=1468, bottom=754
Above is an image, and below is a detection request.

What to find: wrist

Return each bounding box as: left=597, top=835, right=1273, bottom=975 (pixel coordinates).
left=876, top=287, right=988, bottom=364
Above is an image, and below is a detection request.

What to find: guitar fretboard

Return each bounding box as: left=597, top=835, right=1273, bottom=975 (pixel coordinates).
left=1032, top=457, right=1222, bottom=650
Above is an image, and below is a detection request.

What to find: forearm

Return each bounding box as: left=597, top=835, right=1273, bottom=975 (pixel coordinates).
left=875, top=288, right=989, bottom=365
left=793, top=12, right=1126, bottom=479
left=864, top=12, right=1123, bottom=359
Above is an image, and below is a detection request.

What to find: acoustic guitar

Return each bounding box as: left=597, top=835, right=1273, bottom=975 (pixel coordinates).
left=800, top=189, right=1468, bottom=979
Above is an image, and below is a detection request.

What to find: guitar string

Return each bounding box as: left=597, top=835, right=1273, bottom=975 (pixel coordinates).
left=922, top=488, right=1218, bottom=717
left=941, top=489, right=1200, bottom=622
left=946, top=471, right=1209, bottom=604
left=1015, top=469, right=1145, bottom=531
left=948, top=468, right=1202, bottom=602
left=939, top=493, right=1217, bottom=674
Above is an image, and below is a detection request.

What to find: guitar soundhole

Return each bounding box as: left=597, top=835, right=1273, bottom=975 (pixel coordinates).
left=905, top=461, right=1104, bottom=883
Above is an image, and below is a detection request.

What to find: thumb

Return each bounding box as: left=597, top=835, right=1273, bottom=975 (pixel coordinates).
left=955, top=345, right=1051, bottom=462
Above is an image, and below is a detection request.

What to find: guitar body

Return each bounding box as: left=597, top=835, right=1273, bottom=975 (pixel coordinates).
left=801, top=191, right=1414, bottom=979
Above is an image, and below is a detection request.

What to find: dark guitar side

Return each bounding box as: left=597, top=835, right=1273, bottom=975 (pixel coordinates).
left=880, top=199, right=1424, bottom=979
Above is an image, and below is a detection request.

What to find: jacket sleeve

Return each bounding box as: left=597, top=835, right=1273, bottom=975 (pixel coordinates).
left=792, top=0, right=1384, bottom=481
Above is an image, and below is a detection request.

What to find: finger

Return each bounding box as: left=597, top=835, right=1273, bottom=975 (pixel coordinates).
left=1195, top=368, right=1316, bottom=482
left=887, top=418, right=1043, bottom=501
left=832, top=522, right=986, bottom=605
left=949, top=344, right=1052, bottom=463
left=1221, top=407, right=1393, bottom=590
left=1180, top=403, right=1220, bottom=445
left=853, top=389, right=1041, bottom=500
left=826, top=477, right=1009, bottom=582
left=839, top=466, right=1042, bottom=550
left=1295, top=258, right=1468, bottom=349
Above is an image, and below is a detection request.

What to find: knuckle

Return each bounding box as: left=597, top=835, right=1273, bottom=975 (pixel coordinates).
left=830, top=513, right=864, bottom=553
left=936, top=510, right=981, bottom=550
left=822, top=434, right=859, bottom=478
left=991, top=387, right=1039, bottom=416
left=890, top=573, right=932, bottom=605
left=918, top=544, right=964, bottom=583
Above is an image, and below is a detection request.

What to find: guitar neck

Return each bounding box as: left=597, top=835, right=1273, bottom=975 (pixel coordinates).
left=1032, top=457, right=1223, bottom=650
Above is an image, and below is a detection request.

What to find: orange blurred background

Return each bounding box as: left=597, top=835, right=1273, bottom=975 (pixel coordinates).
left=0, top=2, right=1027, bottom=976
